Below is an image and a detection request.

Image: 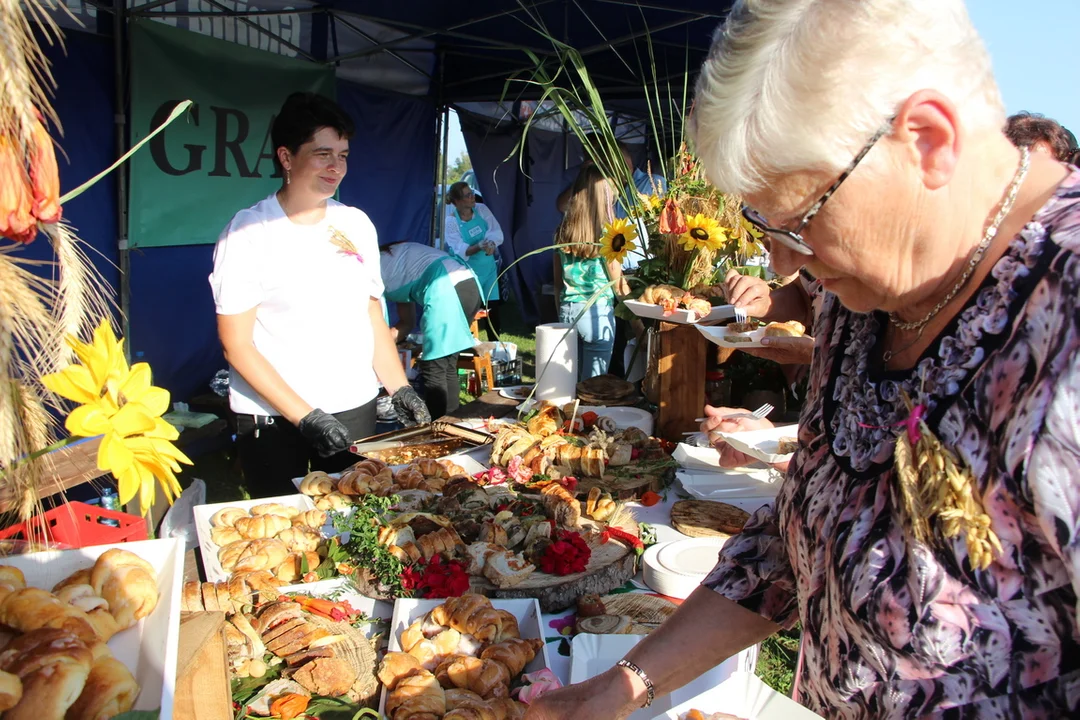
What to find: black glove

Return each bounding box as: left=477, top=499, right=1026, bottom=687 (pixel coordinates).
left=391, top=385, right=431, bottom=427
left=297, top=409, right=350, bottom=457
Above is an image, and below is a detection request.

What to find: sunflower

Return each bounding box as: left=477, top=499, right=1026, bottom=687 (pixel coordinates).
left=740, top=215, right=764, bottom=241
left=679, top=214, right=727, bottom=252
left=41, top=320, right=191, bottom=510
left=599, top=218, right=638, bottom=264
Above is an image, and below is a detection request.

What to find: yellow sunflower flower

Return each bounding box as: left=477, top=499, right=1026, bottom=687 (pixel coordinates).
left=679, top=214, right=727, bottom=252
left=599, top=218, right=638, bottom=264
left=41, top=320, right=191, bottom=510
left=740, top=216, right=764, bottom=241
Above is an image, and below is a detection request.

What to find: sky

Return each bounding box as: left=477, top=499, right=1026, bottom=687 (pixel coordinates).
left=444, top=1, right=1080, bottom=167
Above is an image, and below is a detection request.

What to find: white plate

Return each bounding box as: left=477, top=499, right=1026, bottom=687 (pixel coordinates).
left=675, top=468, right=778, bottom=501
left=697, top=325, right=767, bottom=348
left=642, top=537, right=728, bottom=599
left=662, top=671, right=824, bottom=719
left=570, top=634, right=741, bottom=719
left=625, top=300, right=736, bottom=325
left=498, top=385, right=534, bottom=401
left=2, top=538, right=184, bottom=718
left=716, top=425, right=799, bottom=465
left=193, top=494, right=318, bottom=582
left=379, top=597, right=549, bottom=717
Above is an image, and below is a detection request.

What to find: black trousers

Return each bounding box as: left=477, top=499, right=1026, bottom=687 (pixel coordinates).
left=419, top=278, right=482, bottom=418
left=235, top=399, right=377, bottom=499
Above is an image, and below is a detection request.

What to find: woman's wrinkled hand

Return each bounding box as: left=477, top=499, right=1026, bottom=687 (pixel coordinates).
left=522, top=673, right=635, bottom=720
left=740, top=334, right=814, bottom=366
left=700, top=405, right=774, bottom=468
left=722, top=268, right=771, bottom=318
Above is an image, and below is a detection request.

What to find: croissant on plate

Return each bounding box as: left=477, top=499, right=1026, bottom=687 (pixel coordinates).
left=210, top=507, right=247, bottom=528
left=491, top=611, right=520, bottom=643
left=348, top=458, right=388, bottom=476
left=273, top=551, right=322, bottom=583
left=234, top=514, right=292, bottom=540
left=299, top=472, right=335, bottom=496
left=291, top=509, right=328, bottom=529
left=66, top=654, right=139, bottom=720
left=0, top=628, right=93, bottom=720
left=479, top=638, right=543, bottom=677
left=378, top=651, right=426, bottom=691
left=0, top=588, right=99, bottom=644
left=91, top=548, right=160, bottom=630
left=0, top=669, right=21, bottom=712
left=387, top=671, right=445, bottom=718
left=54, top=584, right=121, bottom=642
left=315, top=492, right=352, bottom=511
left=234, top=539, right=290, bottom=574
left=211, top=526, right=243, bottom=547
left=276, top=526, right=321, bottom=553
left=432, top=595, right=504, bottom=644
left=414, top=459, right=450, bottom=478
left=0, top=567, right=25, bottom=593
left=443, top=656, right=510, bottom=699
left=250, top=503, right=300, bottom=518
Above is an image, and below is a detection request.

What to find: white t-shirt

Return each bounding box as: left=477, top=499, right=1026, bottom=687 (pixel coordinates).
left=209, top=194, right=384, bottom=416
left=380, top=241, right=472, bottom=295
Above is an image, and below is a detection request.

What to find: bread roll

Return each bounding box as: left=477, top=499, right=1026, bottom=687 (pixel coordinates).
left=763, top=320, right=805, bottom=338
left=0, top=566, right=25, bottom=592
left=250, top=503, right=301, bottom=518
left=67, top=655, right=139, bottom=720
left=299, top=472, right=334, bottom=496
left=91, top=548, right=160, bottom=630
left=273, top=551, right=321, bottom=583
left=210, top=507, right=247, bottom=528
left=235, top=514, right=291, bottom=540
left=0, top=669, right=21, bottom=711
left=291, top=510, right=328, bottom=529
left=234, top=539, right=290, bottom=574
left=210, top=525, right=243, bottom=547
left=0, top=628, right=93, bottom=720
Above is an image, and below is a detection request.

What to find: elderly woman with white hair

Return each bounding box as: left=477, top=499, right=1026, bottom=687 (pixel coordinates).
left=525, top=1, right=1080, bottom=718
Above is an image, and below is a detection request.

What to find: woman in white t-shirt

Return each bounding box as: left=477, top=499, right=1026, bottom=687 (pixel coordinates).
left=209, top=92, right=430, bottom=497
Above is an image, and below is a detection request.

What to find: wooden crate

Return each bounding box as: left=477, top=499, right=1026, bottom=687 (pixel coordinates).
left=0, top=437, right=107, bottom=513
left=655, top=322, right=707, bottom=441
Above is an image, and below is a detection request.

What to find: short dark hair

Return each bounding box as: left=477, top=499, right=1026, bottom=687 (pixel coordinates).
left=270, top=92, right=354, bottom=173
left=446, top=181, right=473, bottom=204
left=1004, top=112, right=1073, bottom=162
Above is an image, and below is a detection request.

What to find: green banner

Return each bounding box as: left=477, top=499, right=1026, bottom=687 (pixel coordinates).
left=129, top=20, right=334, bottom=248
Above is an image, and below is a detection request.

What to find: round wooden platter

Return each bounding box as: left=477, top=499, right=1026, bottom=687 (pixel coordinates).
left=471, top=521, right=639, bottom=613
left=670, top=499, right=750, bottom=538
left=576, top=464, right=673, bottom=500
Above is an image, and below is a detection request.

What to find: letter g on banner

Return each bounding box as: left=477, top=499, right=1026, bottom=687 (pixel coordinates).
left=150, top=100, right=205, bottom=176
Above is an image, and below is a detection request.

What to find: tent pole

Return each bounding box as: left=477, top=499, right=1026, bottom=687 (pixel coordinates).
left=114, top=0, right=130, bottom=355
left=438, top=105, right=449, bottom=249
left=430, top=107, right=442, bottom=246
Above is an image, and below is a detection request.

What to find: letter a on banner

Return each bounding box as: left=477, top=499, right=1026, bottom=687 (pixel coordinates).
left=128, top=19, right=334, bottom=248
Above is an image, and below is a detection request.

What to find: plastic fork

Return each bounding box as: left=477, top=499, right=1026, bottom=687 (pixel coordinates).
left=750, top=403, right=774, bottom=419
left=733, top=306, right=748, bottom=324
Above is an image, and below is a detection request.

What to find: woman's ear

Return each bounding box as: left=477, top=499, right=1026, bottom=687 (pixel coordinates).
left=891, top=90, right=962, bottom=191
left=276, top=146, right=291, bottom=172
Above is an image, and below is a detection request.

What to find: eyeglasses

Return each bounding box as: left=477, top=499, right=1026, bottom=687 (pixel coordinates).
left=742, top=120, right=894, bottom=256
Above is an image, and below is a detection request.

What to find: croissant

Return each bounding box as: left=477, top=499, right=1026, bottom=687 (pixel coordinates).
left=51, top=568, right=91, bottom=595
left=210, top=507, right=247, bottom=528
left=211, top=526, right=243, bottom=547
left=407, top=639, right=440, bottom=670
left=0, top=628, right=93, bottom=720
left=486, top=698, right=528, bottom=720
left=273, top=551, right=322, bottom=583
left=444, top=656, right=510, bottom=699
left=291, top=509, right=328, bottom=529
left=0, top=669, right=20, bottom=711
left=682, top=297, right=712, bottom=319
left=299, top=471, right=334, bottom=496
left=235, top=514, right=292, bottom=540
left=91, top=548, right=160, bottom=630
left=219, top=540, right=253, bottom=571
left=387, top=671, right=445, bottom=717
left=492, top=611, right=520, bottom=643
left=415, top=458, right=450, bottom=478
left=54, top=584, right=121, bottom=641
left=276, top=526, right=321, bottom=553
left=378, top=651, right=426, bottom=691
left=480, top=638, right=543, bottom=677
left=0, top=566, right=25, bottom=593
left=348, top=458, right=388, bottom=476
left=434, top=654, right=466, bottom=689
left=250, top=503, right=301, bottom=518
left=315, top=492, right=352, bottom=511
left=444, top=688, right=485, bottom=710
left=433, top=595, right=503, bottom=644
left=433, top=628, right=463, bottom=657
left=0, top=588, right=99, bottom=644
left=67, top=654, right=139, bottom=720
left=444, top=708, right=498, bottom=720
left=393, top=467, right=429, bottom=491
left=401, top=619, right=425, bottom=653
left=234, top=539, right=290, bottom=574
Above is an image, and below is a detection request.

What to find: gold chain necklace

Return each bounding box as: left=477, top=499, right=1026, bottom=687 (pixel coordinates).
left=888, top=146, right=1031, bottom=338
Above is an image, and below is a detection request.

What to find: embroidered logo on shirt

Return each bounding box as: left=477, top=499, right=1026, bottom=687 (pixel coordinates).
left=328, top=226, right=363, bottom=263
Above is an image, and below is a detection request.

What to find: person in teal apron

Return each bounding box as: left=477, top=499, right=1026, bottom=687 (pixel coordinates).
left=445, top=181, right=504, bottom=340
left=380, top=241, right=482, bottom=418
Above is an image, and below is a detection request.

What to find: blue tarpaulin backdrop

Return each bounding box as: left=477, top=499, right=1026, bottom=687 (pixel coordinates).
left=31, top=28, right=435, bottom=402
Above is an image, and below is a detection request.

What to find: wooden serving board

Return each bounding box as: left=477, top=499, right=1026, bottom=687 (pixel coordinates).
left=671, top=499, right=750, bottom=538
left=175, top=612, right=231, bottom=720
left=576, top=464, right=673, bottom=500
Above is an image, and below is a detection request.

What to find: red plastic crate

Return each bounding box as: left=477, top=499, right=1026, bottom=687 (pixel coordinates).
left=0, top=502, right=147, bottom=548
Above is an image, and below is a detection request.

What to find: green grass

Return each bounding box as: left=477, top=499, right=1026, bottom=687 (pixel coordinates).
left=460, top=300, right=536, bottom=404
left=755, top=624, right=801, bottom=697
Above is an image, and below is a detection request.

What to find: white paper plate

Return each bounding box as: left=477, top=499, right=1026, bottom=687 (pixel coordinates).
left=675, top=467, right=778, bottom=501
left=570, top=634, right=741, bottom=719
left=643, top=537, right=728, bottom=599
left=625, top=299, right=736, bottom=325
left=715, top=424, right=799, bottom=465
left=2, top=539, right=184, bottom=718
left=662, top=671, right=824, bottom=719
left=697, top=325, right=767, bottom=348
left=380, top=598, right=549, bottom=717
left=498, top=384, right=534, bottom=401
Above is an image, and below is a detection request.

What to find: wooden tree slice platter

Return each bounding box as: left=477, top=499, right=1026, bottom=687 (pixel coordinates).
left=671, top=500, right=750, bottom=538
left=576, top=464, right=673, bottom=500
left=600, top=592, right=677, bottom=635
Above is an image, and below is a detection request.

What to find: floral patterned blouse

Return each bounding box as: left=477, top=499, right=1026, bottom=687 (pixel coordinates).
left=704, top=169, right=1080, bottom=718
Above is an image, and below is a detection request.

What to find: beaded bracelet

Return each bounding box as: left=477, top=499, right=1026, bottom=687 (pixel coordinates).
left=616, top=659, right=655, bottom=708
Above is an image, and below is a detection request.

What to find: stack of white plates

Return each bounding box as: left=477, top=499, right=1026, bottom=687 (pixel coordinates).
left=642, top=536, right=729, bottom=599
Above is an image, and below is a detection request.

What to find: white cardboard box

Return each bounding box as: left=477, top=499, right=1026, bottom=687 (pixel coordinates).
left=379, top=597, right=550, bottom=716
left=193, top=494, right=317, bottom=582
left=662, top=671, right=823, bottom=719
left=1, top=538, right=184, bottom=719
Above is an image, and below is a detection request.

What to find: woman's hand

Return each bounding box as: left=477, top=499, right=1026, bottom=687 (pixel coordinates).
left=523, top=668, right=639, bottom=720
left=722, top=268, right=771, bottom=318
left=741, top=334, right=814, bottom=366
left=700, top=405, right=774, bottom=468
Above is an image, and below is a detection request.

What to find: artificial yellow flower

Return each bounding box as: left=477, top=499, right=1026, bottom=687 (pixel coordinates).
left=41, top=319, right=191, bottom=509
left=679, top=214, right=727, bottom=252
left=599, top=218, right=638, bottom=264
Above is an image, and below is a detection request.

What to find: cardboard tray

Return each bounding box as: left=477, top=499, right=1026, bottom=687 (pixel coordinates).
left=193, top=494, right=318, bottom=582
left=2, top=538, right=185, bottom=718
left=378, top=597, right=550, bottom=717
left=625, top=300, right=736, bottom=325
left=662, top=671, right=824, bottom=719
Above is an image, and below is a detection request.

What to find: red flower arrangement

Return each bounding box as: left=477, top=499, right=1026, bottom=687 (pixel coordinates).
left=401, top=555, right=471, bottom=598
left=538, top=531, right=592, bottom=576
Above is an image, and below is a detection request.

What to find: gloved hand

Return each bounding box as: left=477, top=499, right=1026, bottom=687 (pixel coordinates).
left=391, top=385, right=432, bottom=427
left=298, top=409, right=351, bottom=457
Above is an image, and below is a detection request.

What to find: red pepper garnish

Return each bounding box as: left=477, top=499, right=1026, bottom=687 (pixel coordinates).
left=640, top=491, right=661, bottom=507
left=601, top=526, right=645, bottom=555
